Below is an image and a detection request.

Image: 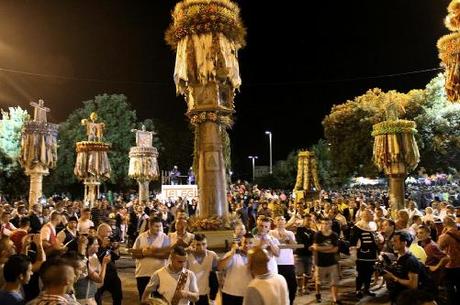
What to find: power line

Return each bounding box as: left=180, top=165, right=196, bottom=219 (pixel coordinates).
left=0, top=65, right=444, bottom=86
left=0, top=67, right=171, bottom=86
left=244, top=67, right=443, bottom=87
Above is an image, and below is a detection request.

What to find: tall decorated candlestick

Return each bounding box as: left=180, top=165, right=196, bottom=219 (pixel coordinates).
left=128, top=125, right=159, bottom=204
left=166, top=0, right=246, bottom=218
left=19, top=99, right=58, bottom=207
left=74, top=112, right=111, bottom=207
left=438, top=0, right=460, bottom=102
left=372, top=97, right=420, bottom=216
left=293, top=150, right=321, bottom=203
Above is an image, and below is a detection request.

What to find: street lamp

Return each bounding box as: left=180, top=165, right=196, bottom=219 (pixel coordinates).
left=248, top=155, right=258, bottom=182
left=265, top=131, right=272, bottom=174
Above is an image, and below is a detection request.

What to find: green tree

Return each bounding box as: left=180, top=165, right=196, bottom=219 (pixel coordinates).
left=414, top=74, right=460, bottom=172
left=45, top=94, right=161, bottom=196
left=0, top=107, right=29, bottom=199
left=255, top=150, right=298, bottom=189
left=311, top=139, right=343, bottom=188
left=322, top=88, right=426, bottom=182
left=0, top=106, right=29, bottom=168
left=0, top=149, right=28, bottom=200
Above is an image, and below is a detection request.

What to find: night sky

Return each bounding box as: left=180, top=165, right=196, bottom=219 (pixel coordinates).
left=0, top=0, right=451, bottom=178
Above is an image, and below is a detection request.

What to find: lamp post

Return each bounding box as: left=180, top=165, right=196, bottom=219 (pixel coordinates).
left=265, top=131, right=272, bottom=174
left=248, top=155, right=258, bottom=182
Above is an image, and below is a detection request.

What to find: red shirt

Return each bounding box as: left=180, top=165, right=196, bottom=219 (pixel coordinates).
left=438, top=228, right=460, bottom=269
left=10, top=229, right=28, bottom=253
left=421, top=239, right=446, bottom=266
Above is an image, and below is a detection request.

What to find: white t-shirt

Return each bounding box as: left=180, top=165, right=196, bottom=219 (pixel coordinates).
left=168, top=231, right=195, bottom=246
left=269, top=229, right=296, bottom=265
left=222, top=253, right=253, bottom=297
left=133, top=231, right=170, bottom=278
left=254, top=234, right=280, bottom=273
left=78, top=219, right=94, bottom=235
left=187, top=250, right=217, bottom=295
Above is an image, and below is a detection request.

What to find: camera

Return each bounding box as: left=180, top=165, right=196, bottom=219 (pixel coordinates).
left=374, top=253, right=395, bottom=275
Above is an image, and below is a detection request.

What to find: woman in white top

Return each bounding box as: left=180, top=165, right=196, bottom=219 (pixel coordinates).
left=74, top=236, right=110, bottom=305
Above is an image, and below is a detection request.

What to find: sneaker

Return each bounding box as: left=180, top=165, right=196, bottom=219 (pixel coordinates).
left=364, top=290, right=376, bottom=297
left=316, top=293, right=322, bottom=303
left=355, top=291, right=363, bottom=299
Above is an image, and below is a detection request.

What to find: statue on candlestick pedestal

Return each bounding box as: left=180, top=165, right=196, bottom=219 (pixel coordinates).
left=74, top=112, right=111, bottom=207
left=19, top=99, right=58, bottom=207
left=81, top=112, right=105, bottom=142
left=128, top=125, right=159, bottom=203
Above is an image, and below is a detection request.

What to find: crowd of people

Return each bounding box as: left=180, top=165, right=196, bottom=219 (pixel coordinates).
left=0, top=180, right=459, bottom=305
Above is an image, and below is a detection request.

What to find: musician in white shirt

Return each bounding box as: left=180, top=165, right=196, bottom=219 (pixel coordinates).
left=186, top=234, right=218, bottom=305
left=142, top=245, right=199, bottom=305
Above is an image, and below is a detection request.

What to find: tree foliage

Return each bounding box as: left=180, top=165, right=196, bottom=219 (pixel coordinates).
left=44, top=94, right=161, bottom=196
left=0, top=107, right=29, bottom=199
left=322, top=73, right=460, bottom=182
left=414, top=74, right=460, bottom=172
left=255, top=150, right=298, bottom=189
left=0, top=149, right=28, bottom=201
left=311, top=139, right=343, bottom=188
left=0, top=107, right=29, bottom=169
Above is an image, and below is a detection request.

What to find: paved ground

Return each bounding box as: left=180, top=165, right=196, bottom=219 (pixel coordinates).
left=102, top=253, right=391, bottom=305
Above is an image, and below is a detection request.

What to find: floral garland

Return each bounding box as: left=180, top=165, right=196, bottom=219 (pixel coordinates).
left=311, top=157, right=321, bottom=191
left=165, top=0, right=246, bottom=49
left=188, top=214, right=240, bottom=231
left=23, top=121, right=58, bottom=136
left=76, top=141, right=111, bottom=153
left=438, top=1, right=460, bottom=102
left=371, top=120, right=417, bottom=137
left=446, top=0, right=460, bottom=32
left=294, top=151, right=307, bottom=191
left=190, top=111, right=233, bottom=127
left=294, top=150, right=321, bottom=193
left=437, top=32, right=460, bottom=63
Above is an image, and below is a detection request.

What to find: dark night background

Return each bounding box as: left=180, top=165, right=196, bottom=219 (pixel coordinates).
left=0, top=0, right=451, bottom=179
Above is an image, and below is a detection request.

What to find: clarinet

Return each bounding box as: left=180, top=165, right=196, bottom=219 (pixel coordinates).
left=170, top=271, right=188, bottom=305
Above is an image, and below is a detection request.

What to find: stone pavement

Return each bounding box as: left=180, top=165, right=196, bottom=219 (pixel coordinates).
left=103, top=253, right=391, bottom=305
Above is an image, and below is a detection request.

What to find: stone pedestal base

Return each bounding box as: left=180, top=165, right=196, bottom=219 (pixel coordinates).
left=84, top=178, right=101, bottom=208
left=389, top=174, right=406, bottom=217
left=193, top=230, right=233, bottom=250
left=138, top=180, right=150, bottom=204
left=197, top=121, right=228, bottom=218
left=25, top=165, right=49, bottom=207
